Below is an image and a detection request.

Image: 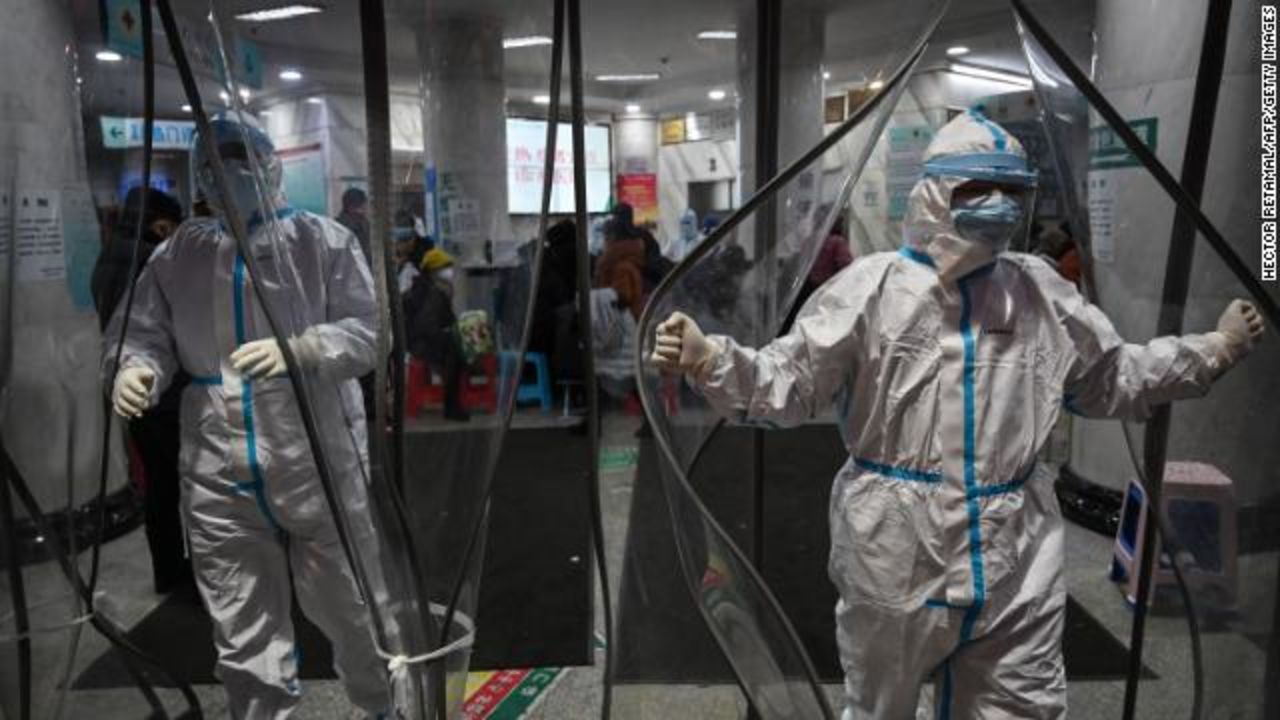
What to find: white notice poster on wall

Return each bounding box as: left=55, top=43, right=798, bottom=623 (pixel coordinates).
left=1087, top=171, right=1116, bottom=264
left=15, top=190, right=65, bottom=282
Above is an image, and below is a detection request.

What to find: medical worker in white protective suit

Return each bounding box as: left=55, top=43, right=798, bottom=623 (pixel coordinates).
left=103, top=113, right=389, bottom=719
left=652, top=109, right=1265, bottom=719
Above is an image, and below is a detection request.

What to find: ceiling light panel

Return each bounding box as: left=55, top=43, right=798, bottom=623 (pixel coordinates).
left=235, top=4, right=324, bottom=22
left=595, top=73, right=661, bottom=82
left=503, top=36, right=553, bottom=49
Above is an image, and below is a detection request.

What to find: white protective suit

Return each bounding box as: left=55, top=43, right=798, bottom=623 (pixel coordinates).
left=683, top=111, right=1249, bottom=719
left=103, top=115, right=389, bottom=718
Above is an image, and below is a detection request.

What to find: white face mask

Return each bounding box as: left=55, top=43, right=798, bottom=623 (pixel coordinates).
left=436, top=267, right=455, bottom=284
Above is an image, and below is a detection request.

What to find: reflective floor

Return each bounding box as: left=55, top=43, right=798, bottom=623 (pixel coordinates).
left=29, top=405, right=1272, bottom=718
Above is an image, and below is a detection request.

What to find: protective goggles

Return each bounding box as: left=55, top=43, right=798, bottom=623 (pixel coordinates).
left=923, top=151, right=1039, bottom=188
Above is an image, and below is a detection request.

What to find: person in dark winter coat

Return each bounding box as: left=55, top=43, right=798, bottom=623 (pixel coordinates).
left=405, top=248, right=469, bottom=421
left=92, top=186, right=194, bottom=595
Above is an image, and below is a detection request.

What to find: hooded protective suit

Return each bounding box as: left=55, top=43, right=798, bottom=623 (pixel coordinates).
left=661, top=110, right=1254, bottom=719
left=103, top=114, right=388, bottom=718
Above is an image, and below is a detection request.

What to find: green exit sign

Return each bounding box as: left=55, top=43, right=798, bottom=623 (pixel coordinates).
left=1089, top=117, right=1158, bottom=170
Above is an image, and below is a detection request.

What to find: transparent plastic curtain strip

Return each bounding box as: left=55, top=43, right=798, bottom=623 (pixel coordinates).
left=632, top=2, right=949, bottom=717
left=1012, top=1, right=1280, bottom=718
left=1, top=0, right=200, bottom=717
left=147, top=0, right=561, bottom=716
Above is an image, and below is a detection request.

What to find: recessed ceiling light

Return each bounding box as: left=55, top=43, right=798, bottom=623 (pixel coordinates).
left=96, top=50, right=123, bottom=62
left=279, top=69, right=303, bottom=82
left=235, top=4, right=324, bottom=22
left=595, top=73, right=661, bottom=82
left=503, top=36, right=553, bottom=49
left=219, top=90, right=231, bottom=103
left=238, top=88, right=251, bottom=101
left=625, top=103, right=641, bottom=113
left=181, top=104, right=192, bottom=113
left=948, top=62, right=1033, bottom=88
left=823, top=71, right=831, bottom=80
left=708, top=88, right=727, bottom=101
left=868, top=80, right=885, bottom=90
left=306, top=96, right=324, bottom=104
left=533, top=95, right=551, bottom=105
left=946, top=45, right=971, bottom=57
left=697, top=30, right=737, bottom=40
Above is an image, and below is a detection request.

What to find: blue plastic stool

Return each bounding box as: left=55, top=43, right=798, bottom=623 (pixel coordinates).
left=499, top=351, right=553, bottom=412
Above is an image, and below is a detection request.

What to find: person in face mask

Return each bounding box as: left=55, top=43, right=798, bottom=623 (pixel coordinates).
left=651, top=109, right=1265, bottom=719
left=404, top=248, right=469, bottom=421
left=102, top=112, right=390, bottom=718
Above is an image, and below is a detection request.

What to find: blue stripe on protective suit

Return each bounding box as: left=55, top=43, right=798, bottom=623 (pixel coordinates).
left=854, top=457, right=942, bottom=484
left=899, top=245, right=937, bottom=268
left=232, top=253, right=284, bottom=533
left=937, top=659, right=954, bottom=720
left=973, top=464, right=1036, bottom=498
left=192, top=374, right=222, bottom=385
left=957, top=276, right=985, bottom=646
left=967, top=108, right=1007, bottom=151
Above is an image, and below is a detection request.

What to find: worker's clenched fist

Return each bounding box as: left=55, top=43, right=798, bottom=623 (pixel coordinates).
left=112, top=366, right=156, bottom=418
left=1214, top=299, right=1265, bottom=362
left=650, top=311, right=721, bottom=380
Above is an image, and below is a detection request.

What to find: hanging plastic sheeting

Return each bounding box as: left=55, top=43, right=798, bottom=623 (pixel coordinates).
left=0, top=1, right=104, bottom=714
left=1, top=0, right=204, bottom=717
left=631, top=2, right=948, bottom=717
left=372, top=1, right=564, bottom=716
left=116, top=1, right=560, bottom=717
left=1012, top=0, right=1280, bottom=718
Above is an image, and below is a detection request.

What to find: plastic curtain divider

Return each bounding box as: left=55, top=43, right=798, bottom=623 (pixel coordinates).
left=562, top=1, right=615, bottom=717
left=1, top=445, right=201, bottom=718
left=1010, top=0, right=1279, bottom=333
left=154, top=0, right=401, bottom=691
left=6, top=0, right=206, bottom=714
left=633, top=7, right=947, bottom=716
left=1007, top=3, right=1266, bottom=718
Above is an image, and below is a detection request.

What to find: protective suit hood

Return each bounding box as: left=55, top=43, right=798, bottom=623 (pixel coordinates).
left=190, top=111, right=284, bottom=222
left=902, top=109, right=1036, bottom=280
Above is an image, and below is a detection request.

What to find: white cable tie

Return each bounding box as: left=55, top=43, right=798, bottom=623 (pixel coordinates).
left=377, top=631, right=475, bottom=675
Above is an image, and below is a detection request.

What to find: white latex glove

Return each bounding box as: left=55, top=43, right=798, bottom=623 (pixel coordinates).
left=650, top=311, right=721, bottom=380
left=1213, top=299, right=1265, bottom=362
left=112, top=366, right=156, bottom=419
left=230, top=338, right=289, bottom=379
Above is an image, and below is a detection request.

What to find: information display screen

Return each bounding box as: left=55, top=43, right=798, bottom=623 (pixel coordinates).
left=507, top=118, right=610, bottom=214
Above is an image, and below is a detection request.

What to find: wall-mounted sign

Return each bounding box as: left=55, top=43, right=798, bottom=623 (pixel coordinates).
left=824, top=95, right=846, bottom=124
left=1089, top=117, right=1158, bottom=170
left=105, top=0, right=145, bottom=58
left=846, top=88, right=874, bottom=117
left=277, top=142, right=328, bottom=215
left=660, top=117, right=686, bottom=145
left=236, top=36, right=263, bottom=90
left=100, top=116, right=196, bottom=150
left=616, top=173, right=658, bottom=224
